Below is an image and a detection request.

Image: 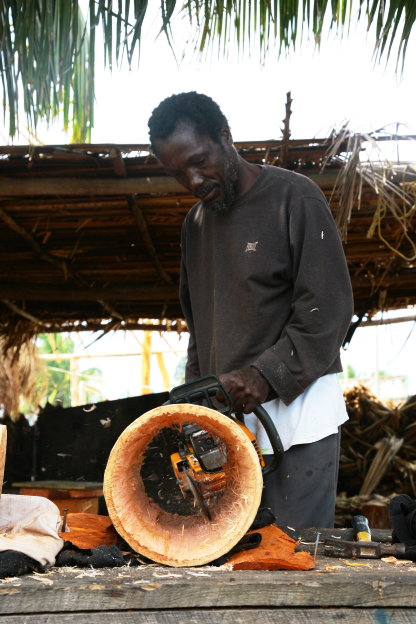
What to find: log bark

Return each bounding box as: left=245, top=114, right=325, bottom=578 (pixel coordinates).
left=104, top=404, right=263, bottom=567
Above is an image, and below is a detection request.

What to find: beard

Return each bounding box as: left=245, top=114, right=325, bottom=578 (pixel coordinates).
left=201, top=150, right=239, bottom=214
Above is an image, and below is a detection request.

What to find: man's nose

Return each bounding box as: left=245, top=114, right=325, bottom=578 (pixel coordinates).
left=187, top=170, right=204, bottom=192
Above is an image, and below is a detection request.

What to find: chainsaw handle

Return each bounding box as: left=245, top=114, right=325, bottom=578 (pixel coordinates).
left=253, top=405, right=284, bottom=476
left=165, top=375, right=233, bottom=416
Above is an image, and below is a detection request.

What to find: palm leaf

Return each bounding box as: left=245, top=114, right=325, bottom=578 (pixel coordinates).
left=0, top=1, right=414, bottom=142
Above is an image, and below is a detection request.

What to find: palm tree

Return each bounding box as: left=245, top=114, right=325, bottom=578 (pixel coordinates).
left=0, top=1, right=414, bottom=142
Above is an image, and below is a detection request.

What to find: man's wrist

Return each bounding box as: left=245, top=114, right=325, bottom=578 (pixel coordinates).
left=249, top=365, right=278, bottom=401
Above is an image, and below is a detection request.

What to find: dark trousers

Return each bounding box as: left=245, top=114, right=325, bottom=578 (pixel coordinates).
left=261, top=429, right=341, bottom=530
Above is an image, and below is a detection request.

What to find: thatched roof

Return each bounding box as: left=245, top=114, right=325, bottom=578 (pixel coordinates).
left=0, top=133, right=415, bottom=345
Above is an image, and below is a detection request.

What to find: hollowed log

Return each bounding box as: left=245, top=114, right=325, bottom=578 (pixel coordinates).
left=104, top=404, right=263, bottom=567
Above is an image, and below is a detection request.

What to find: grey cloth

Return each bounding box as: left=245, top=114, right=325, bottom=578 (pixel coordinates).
left=261, top=429, right=341, bottom=530
left=180, top=165, right=353, bottom=406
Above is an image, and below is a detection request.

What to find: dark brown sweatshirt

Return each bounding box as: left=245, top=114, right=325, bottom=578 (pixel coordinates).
left=179, top=165, right=353, bottom=405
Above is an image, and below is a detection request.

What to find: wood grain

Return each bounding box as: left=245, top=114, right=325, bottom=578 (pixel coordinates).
left=1, top=561, right=416, bottom=615
left=0, top=608, right=414, bottom=623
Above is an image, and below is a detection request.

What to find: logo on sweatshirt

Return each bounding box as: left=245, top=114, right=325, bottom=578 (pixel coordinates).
left=245, top=241, right=258, bottom=253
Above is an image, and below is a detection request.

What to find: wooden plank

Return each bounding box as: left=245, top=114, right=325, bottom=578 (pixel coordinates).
left=13, top=481, right=103, bottom=490
left=0, top=172, right=339, bottom=197
left=0, top=284, right=178, bottom=301
left=0, top=176, right=184, bottom=197
left=0, top=608, right=415, bottom=623
left=1, top=562, right=416, bottom=615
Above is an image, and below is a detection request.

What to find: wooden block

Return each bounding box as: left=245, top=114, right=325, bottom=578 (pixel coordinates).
left=59, top=512, right=118, bottom=548
left=18, top=491, right=99, bottom=515
left=228, top=525, right=316, bottom=570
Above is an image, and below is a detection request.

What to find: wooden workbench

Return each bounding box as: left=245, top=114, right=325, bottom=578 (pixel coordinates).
left=12, top=481, right=104, bottom=515
left=1, top=554, right=416, bottom=623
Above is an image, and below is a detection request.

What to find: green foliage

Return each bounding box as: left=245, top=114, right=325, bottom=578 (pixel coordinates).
left=347, top=364, right=356, bottom=378
left=36, top=334, right=72, bottom=406
left=36, top=333, right=104, bottom=407
left=0, top=1, right=414, bottom=141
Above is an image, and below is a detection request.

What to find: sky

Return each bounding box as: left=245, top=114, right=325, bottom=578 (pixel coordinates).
left=90, top=12, right=416, bottom=145
left=6, top=3, right=415, bottom=146
left=3, top=5, right=416, bottom=403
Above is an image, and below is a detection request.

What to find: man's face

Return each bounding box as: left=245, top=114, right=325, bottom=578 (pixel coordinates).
left=153, top=122, right=239, bottom=213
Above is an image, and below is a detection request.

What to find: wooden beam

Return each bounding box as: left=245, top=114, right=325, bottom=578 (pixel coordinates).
left=1, top=299, right=44, bottom=324
left=0, top=284, right=178, bottom=301
left=129, top=196, right=174, bottom=285
left=109, top=147, right=127, bottom=177
left=0, top=176, right=185, bottom=197
left=0, top=205, right=69, bottom=276
left=359, top=314, right=416, bottom=327
left=0, top=171, right=341, bottom=197
left=16, top=320, right=188, bottom=333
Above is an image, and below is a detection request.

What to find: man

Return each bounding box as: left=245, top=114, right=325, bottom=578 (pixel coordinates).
left=148, top=92, right=353, bottom=529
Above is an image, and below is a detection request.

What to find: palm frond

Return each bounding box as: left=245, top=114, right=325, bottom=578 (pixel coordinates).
left=0, top=1, right=414, bottom=142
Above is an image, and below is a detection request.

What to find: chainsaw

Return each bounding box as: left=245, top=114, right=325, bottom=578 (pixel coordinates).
left=165, top=375, right=284, bottom=520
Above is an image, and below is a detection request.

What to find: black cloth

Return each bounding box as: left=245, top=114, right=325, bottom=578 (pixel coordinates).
left=390, top=494, right=416, bottom=560
left=210, top=532, right=262, bottom=566
left=180, top=165, right=353, bottom=406
left=55, top=542, right=125, bottom=568
left=0, top=550, right=40, bottom=578
left=249, top=506, right=276, bottom=530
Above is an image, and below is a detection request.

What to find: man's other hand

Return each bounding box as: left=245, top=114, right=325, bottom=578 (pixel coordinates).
left=219, top=367, right=270, bottom=413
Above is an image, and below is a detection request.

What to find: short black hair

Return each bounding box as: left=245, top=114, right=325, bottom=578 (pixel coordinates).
left=148, top=91, right=229, bottom=150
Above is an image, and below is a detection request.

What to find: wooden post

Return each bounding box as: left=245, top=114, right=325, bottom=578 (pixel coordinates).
left=279, top=92, right=293, bottom=169
left=156, top=351, right=170, bottom=390
left=141, top=331, right=152, bottom=394
left=0, top=425, right=6, bottom=497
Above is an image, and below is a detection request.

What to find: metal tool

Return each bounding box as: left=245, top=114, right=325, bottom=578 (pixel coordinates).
left=166, top=375, right=284, bottom=520
left=352, top=514, right=372, bottom=542
left=325, top=513, right=406, bottom=559
left=324, top=538, right=406, bottom=559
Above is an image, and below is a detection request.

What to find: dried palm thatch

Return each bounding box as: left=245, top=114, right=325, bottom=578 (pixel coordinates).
left=0, top=336, right=45, bottom=420
left=339, top=385, right=416, bottom=499
left=327, top=126, right=416, bottom=254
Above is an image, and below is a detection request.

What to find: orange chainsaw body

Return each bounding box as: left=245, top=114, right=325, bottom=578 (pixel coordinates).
left=170, top=417, right=265, bottom=508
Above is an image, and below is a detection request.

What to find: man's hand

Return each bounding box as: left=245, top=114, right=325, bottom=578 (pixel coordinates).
left=218, top=367, right=270, bottom=413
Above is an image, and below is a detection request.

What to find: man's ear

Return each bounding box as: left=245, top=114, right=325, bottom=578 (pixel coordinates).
left=220, top=125, right=233, bottom=145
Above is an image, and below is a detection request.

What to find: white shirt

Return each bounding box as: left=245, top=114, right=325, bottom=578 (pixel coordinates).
left=244, top=374, right=348, bottom=453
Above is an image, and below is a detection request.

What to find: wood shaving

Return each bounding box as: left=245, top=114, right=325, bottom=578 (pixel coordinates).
left=324, top=565, right=343, bottom=572
left=30, top=575, right=54, bottom=585
left=138, top=582, right=161, bottom=591
left=381, top=556, right=414, bottom=565
left=0, top=577, right=20, bottom=584
left=74, top=569, right=105, bottom=578
left=340, top=560, right=372, bottom=567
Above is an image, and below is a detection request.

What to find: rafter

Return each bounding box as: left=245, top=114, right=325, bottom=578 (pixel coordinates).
left=128, top=196, right=175, bottom=286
